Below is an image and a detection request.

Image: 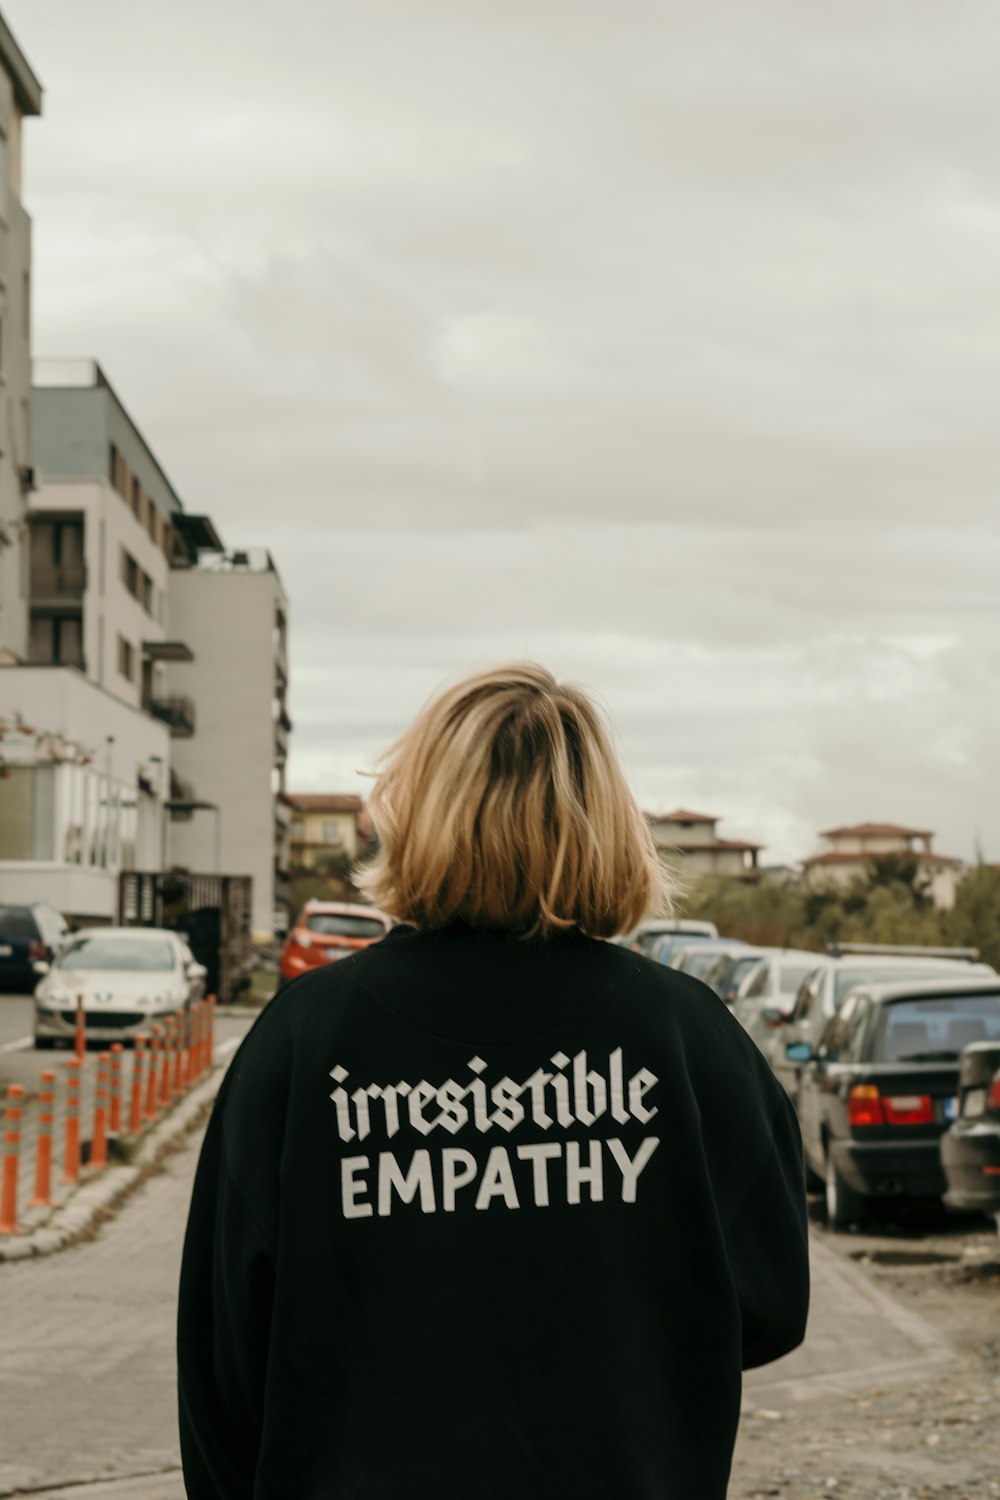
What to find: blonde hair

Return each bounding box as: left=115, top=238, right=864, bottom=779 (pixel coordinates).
left=357, top=663, right=674, bottom=938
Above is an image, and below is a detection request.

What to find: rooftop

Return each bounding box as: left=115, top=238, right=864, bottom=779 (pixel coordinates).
left=650, top=808, right=718, bottom=825
left=287, top=793, right=364, bottom=814
left=820, top=822, right=935, bottom=839
left=0, top=11, right=42, bottom=116
left=804, top=850, right=959, bottom=867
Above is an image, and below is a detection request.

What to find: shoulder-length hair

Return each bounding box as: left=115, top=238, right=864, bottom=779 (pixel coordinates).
left=357, top=663, right=674, bottom=938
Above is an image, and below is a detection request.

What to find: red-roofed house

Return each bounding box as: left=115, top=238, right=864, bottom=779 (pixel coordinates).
left=286, top=793, right=371, bottom=870
left=802, top=822, right=962, bottom=908
left=647, top=809, right=763, bottom=881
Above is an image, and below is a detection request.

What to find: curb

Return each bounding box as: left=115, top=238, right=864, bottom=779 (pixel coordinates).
left=0, top=1064, right=227, bottom=1264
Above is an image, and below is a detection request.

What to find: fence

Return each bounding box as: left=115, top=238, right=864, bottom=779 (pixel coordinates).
left=0, top=997, right=216, bottom=1239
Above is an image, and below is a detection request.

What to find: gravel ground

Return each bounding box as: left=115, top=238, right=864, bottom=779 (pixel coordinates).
left=731, top=1198, right=1000, bottom=1500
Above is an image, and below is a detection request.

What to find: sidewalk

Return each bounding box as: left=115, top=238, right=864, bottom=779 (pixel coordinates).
left=0, top=1116, right=977, bottom=1500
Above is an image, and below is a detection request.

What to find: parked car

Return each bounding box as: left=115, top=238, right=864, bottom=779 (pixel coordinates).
left=704, top=948, right=774, bottom=1005
left=790, top=977, right=1000, bottom=1228
left=0, top=903, right=72, bottom=993
left=33, top=927, right=208, bottom=1048
left=772, top=948, right=996, bottom=1098
left=669, top=940, right=747, bottom=983
left=731, top=949, right=823, bottom=1051
left=625, top=918, right=718, bottom=960
left=280, top=901, right=391, bottom=984
left=940, top=1040, right=1000, bottom=1226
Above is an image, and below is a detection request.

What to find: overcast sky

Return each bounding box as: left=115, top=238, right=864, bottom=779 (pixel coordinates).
left=11, top=1, right=1000, bottom=864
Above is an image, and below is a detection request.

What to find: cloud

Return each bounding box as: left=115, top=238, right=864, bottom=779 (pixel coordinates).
left=11, top=0, right=1000, bottom=865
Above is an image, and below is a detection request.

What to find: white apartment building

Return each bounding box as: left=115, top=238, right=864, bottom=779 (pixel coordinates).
left=0, top=17, right=42, bottom=663
left=29, top=359, right=195, bottom=721
left=166, top=549, right=291, bottom=939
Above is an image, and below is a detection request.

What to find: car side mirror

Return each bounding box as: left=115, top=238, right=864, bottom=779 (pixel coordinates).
left=785, top=1041, right=814, bottom=1062
left=32, top=960, right=50, bottom=977
left=187, top=961, right=208, bottom=981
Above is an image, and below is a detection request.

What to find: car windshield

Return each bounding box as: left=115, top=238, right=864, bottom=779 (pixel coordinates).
left=680, top=950, right=727, bottom=978
left=305, top=913, right=385, bottom=939
left=875, top=994, right=1000, bottom=1062
left=0, top=907, right=39, bottom=940
left=57, top=937, right=176, bottom=973
left=833, top=966, right=971, bottom=1002
left=726, top=955, right=765, bottom=986
left=779, top=964, right=816, bottom=995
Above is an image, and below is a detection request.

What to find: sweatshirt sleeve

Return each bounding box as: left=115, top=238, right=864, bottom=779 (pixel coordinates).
left=724, top=1091, right=810, bottom=1370
left=177, top=1102, right=276, bottom=1499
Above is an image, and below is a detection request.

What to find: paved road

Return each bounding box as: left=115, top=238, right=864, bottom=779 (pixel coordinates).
left=0, top=1091, right=965, bottom=1500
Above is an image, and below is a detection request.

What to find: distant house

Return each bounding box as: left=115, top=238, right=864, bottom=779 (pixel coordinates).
left=647, top=809, right=763, bottom=881
left=286, top=793, right=371, bottom=870
left=802, top=822, right=962, bottom=909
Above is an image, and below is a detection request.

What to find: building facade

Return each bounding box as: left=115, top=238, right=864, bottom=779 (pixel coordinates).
left=166, top=550, right=291, bottom=939
left=0, top=665, right=169, bottom=922
left=30, top=360, right=192, bottom=722
left=802, top=822, right=961, bottom=909
left=0, top=17, right=41, bottom=663
left=286, top=793, right=369, bottom=870
left=647, top=809, right=763, bottom=881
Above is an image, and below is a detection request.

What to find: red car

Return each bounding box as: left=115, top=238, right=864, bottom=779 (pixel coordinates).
left=280, top=901, right=391, bottom=984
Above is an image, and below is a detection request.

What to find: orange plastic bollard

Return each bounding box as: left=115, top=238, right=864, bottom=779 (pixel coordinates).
left=186, top=1003, right=199, bottom=1083
left=145, top=1025, right=162, bottom=1122
left=206, top=994, right=217, bottom=1071
left=90, top=1052, right=110, bottom=1170
left=109, top=1043, right=123, bottom=1135
left=74, top=996, right=86, bottom=1059
left=194, top=1001, right=206, bottom=1081
left=129, top=1035, right=147, bottom=1134
left=32, top=1069, right=56, bottom=1208
left=172, top=1011, right=185, bottom=1096
left=0, top=1083, right=24, bottom=1234
left=62, top=1057, right=81, bottom=1183
left=159, top=1017, right=173, bottom=1107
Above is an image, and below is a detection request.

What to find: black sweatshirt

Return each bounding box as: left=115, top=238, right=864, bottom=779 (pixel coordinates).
left=178, top=925, right=809, bottom=1500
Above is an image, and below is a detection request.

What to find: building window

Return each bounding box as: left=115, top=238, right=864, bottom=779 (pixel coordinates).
left=131, top=476, right=141, bottom=516
left=28, top=613, right=84, bottom=669
left=146, top=502, right=158, bottom=542
left=118, top=634, right=135, bottom=682
left=0, top=766, right=56, bottom=860
left=322, top=821, right=344, bottom=846
left=108, top=443, right=118, bottom=485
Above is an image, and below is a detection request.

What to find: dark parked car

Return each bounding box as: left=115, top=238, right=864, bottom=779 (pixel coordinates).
left=705, top=948, right=772, bottom=1005
left=0, top=903, right=71, bottom=993
left=940, top=1040, right=1000, bottom=1226
left=790, top=978, right=1000, bottom=1229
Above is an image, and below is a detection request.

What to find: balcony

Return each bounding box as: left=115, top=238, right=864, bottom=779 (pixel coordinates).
left=30, top=562, right=86, bottom=602
left=148, top=694, right=196, bottom=738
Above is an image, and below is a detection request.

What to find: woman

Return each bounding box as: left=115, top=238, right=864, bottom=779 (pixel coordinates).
left=178, top=663, right=808, bottom=1499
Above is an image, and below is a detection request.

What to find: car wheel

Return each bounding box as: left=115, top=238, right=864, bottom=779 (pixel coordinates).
left=825, top=1154, right=864, bottom=1230
left=804, top=1160, right=824, bottom=1194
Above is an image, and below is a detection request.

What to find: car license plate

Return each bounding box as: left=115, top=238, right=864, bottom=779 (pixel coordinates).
left=0, top=945, right=12, bottom=957
left=962, top=1088, right=986, bottom=1118
left=943, top=1096, right=959, bottom=1121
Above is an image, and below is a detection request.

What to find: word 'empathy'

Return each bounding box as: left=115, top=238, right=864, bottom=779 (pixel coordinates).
left=330, top=1050, right=662, bottom=1218
left=328, top=1048, right=658, bottom=1142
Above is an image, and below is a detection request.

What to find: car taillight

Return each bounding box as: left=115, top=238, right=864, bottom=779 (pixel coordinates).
left=988, top=1073, right=1000, bottom=1112
left=882, top=1094, right=935, bottom=1126
left=28, top=939, right=47, bottom=961
left=848, top=1085, right=885, bottom=1127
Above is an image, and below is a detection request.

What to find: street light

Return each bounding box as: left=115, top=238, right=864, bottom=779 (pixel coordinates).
left=164, top=800, right=223, bottom=874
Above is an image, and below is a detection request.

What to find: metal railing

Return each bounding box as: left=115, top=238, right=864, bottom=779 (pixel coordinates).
left=30, top=563, right=86, bottom=600
left=147, top=694, right=196, bottom=737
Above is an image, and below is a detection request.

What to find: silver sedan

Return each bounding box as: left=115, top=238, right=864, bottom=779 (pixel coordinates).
left=34, top=927, right=208, bottom=1048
